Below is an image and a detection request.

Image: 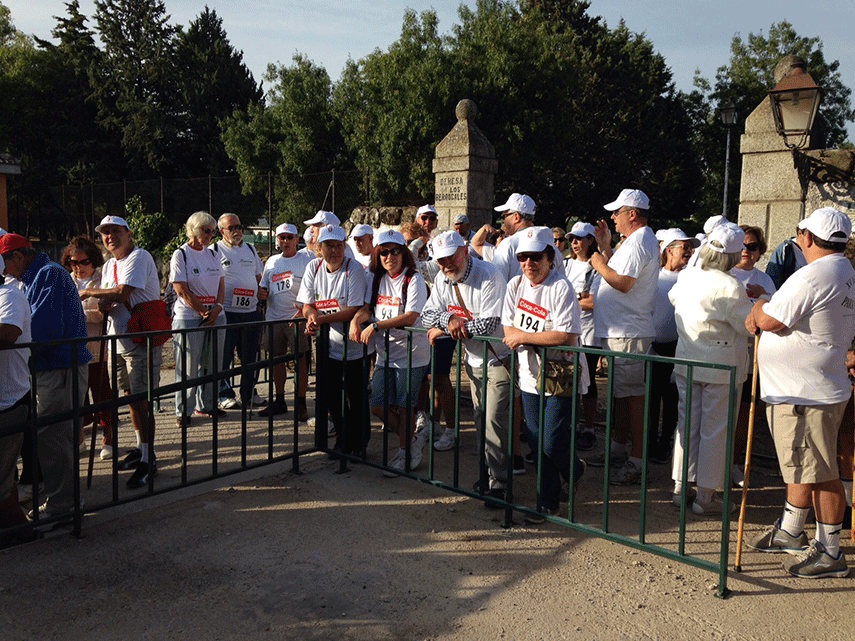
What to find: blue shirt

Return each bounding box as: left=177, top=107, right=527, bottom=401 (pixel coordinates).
left=21, top=252, right=91, bottom=371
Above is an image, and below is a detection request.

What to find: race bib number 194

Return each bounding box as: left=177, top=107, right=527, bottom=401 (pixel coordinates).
left=513, top=298, right=548, bottom=332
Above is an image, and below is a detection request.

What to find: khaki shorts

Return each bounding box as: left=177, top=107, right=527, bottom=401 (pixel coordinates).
left=265, top=321, right=309, bottom=356
left=767, top=400, right=848, bottom=484
left=110, top=344, right=163, bottom=396
left=600, top=336, right=652, bottom=398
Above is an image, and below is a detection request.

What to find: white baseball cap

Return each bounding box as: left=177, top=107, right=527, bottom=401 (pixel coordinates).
left=703, top=214, right=728, bottom=235
left=566, top=221, right=596, bottom=238
left=494, top=193, right=536, bottom=216
left=416, top=204, right=437, bottom=216
left=798, top=207, right=852, bottom=244
left=707, top=222, right=745, bottom=254
left=375, top=228, right=406, bottom=246
left=658, top=228, right=700, bottom=256
left=431, top=230, right=466, bottom=259
left=350, top=224, right=374, bottom=238
left=95, top=215, right=130, bottom=232
left=304, top=210, right=340, bottom=226
left=516, top=227, right=553, bottom=254
left=317, top=224, right=346, bottom=244
left=275, top=223, right=298, bottom=236
left=453, top=214, right=469, bottom=224
left=603, top=189, right=649, bottom=211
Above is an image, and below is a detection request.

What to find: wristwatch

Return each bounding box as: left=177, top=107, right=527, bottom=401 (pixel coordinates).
left=372, top=322, right=379, bottom=332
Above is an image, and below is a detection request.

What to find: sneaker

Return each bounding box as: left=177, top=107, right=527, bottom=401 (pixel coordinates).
left=782, top=541, right=849, bottom=579
left=99, top=444, right=114, bottom=461
left=746, top=519, right=810, bottom=554
left=513, top=455, right=526, bottom=475
left=118, top=448, right=142, bottom=471
left=524, top=452, right=535, bottom=465
left=483, top=488, right=506, bottom=510
left=218, top=397, right=239, bottom=410
left=126, top=459, right=158, bottom=489
left=433, top=429, right=455, bottom=452
left=408, top=441, right=423, bottom=470
left=416, top=411, right=430, bottom=433
left=383, top=448, right=407, bottom=477
left=609, top=459, right=641, bottom=486
left=691, top=496, right=736, bottom=516
left=671, top=488, right=697, bottom=508
left=28, top=500, right=84, bottom=531
left=78, top=440, right=87, bottom=454
left=587, top=450, right=628, bottom=469
left=250, top=392, right=267, bottom=406
left=258, top=400, right=288, bottom=417
left=577, top=431, right=596, bottom=451
left=194, top=408, right=227, bottom=418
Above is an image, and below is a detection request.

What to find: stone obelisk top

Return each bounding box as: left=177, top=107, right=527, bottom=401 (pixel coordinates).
left=432, top=99, right=498, bottom=230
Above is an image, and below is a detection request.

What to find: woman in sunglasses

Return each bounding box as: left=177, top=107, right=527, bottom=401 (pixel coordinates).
left=502, top=227, right=586, bottom=520
left=351, top=229, right=430, bottom=473
left=62, top=236, right=113, bottom=460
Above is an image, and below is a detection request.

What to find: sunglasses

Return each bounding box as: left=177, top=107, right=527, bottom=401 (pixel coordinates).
left=201, top=227, right=216, bottom=235
left=69, top=258, right=92, bottom=266
left=225, top=224, right=243, bottom=232
left=379, top=247, right=403, bottom=257
left=744, top=242, right=760, bottom=252
left=517, top=251, right=546, bottom=263
left=419, top=215, right=438, bottom=222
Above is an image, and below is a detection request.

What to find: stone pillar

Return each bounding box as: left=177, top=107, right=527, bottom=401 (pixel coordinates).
left=432, top=99, right=498, bottom=230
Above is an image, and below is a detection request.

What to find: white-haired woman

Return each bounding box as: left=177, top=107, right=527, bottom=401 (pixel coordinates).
left=170, top=211, right=225, bottom=426
left=668, top=223, right=753, bottom=515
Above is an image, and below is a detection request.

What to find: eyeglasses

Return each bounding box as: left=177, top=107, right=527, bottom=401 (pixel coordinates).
left=553, top=237, right=566, bottom=244
left=69, top=259, right=92, bottom=266
left=744, top=242, right=760, bottom=252
left=517, top=251, right=546, bottom=263
left=201, top=227, right=216, bottom=235
left=419, top=215, right=438, bottom=222
left=277, top=234, right=296, bottom=241
left=673, top=243, right=695, bottom=251
left=501, top=211, right=517, bottom=220
left=225, top=224, right=243, bottom=232
left=379, top=247, right=403, bottom=257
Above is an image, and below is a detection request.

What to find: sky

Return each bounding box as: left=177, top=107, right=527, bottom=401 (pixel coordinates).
left=4, top=0, right=854, bottom=139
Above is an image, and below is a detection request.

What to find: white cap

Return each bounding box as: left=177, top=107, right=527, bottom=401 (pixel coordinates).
left=275, top=223, right=298, bottom=236
left=707, top=222, right=745, bottom=254
left=416, top=204, right=437, bottom=216
left=658, top=228, right=700, bottom=256
left=431, top=230, right=466, bottom=259
left=655, top=228, right=670, bottom=241
left=703, top=214, right=727, bottom=235
left=95, top=215, right=130, bottom=232
left=317, top=224, right=346, bottom=244
left=453, top=214, right=469, bottom=224
left=695, top=232, right=706, bottom=241
left=304, top=210, right=340, bottom=226
left=375, top=228, right=406, bottom=246
left=603, top=189, right=649, bottom=211
left=566, top=221, right=596, bottom=238
left=494, top=193, right=536, bottom=216
left=516, top=227, right=553, bottom=254
left=350, top=224, right=374, bottom=238
left=798, top=207, right=852, bottom=244
left=303, top=228, right=313, bottom=243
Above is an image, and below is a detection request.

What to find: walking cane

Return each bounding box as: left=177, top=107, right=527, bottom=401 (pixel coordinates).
left=87, top=314, right=110, bottom=489
left=734, top=329, right=761, bottom=572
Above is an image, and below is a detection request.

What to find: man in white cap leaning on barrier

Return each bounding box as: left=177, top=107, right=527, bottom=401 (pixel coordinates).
left=422, top=230, right=512, bottom=504
left=746, top=207, right=855, bottom=579
left=588, top=188, right=659, bottom=486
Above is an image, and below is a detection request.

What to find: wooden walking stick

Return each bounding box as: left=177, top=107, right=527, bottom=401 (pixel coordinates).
left=734, top=330, right=761, bottom=572
left=87, top=314, right=110, bottom=489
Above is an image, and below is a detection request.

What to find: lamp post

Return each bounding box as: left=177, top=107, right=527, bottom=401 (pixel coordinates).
left=719, top=100, right=738, bottom=218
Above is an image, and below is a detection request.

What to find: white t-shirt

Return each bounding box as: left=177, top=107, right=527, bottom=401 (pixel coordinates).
left=366, top=269, right=430, bottom=368
left=296, top=257, right=368, bottom=361
left=501, top=270, right=582, bottom=395
left=593, top=226, right=659, bottom=338
left=729, top=266, right=776, bottom=303
left=758, top=253, right=855, bottom=405
left=211, top=241, right=263, bottom=313
left=566, top=258, right=596, bottom=347
left=422, top=258, right=511, bottom=369
left=260, top=251, right=314, bottom=321
left=0, top=283, right=31, bottom=409
left=653, top=268, right=680, bottom=343
left=169, top=244, right=224, bottom=321
left=102, top=246, right=162, bottom=353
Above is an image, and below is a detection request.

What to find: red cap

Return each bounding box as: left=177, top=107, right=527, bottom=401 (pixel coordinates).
left=0, top=233, right=32, bottom=254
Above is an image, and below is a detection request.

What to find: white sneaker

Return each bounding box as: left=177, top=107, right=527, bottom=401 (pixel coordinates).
left=250, top=392, right=267, bottom=406
left=409, top=439, right=423, bottom=470
left=100, top=444, right=114, bottom=461
left=218, top=397, right=239, bottom=410
left=416, top=411, right=430, bottom=433
left=383, top=448, right=407, bottom=477
left=433, top=429, right=455, bottom=452
left=78, top=440, right=87, bottom=454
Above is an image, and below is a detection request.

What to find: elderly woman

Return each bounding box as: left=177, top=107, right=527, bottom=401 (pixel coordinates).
left=170, top=211, right=225, bottom=427
left=351, top=229, right=430, bottom=472
left=502, top=227, right=586, bottom=520
left=668, top=223, right=753, bottom=515
left=63, top=236, right=113, bottom=460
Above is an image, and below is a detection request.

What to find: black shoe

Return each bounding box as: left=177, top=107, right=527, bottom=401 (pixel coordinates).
left=484, top=488, right=506, bottom=510
left=259, top=400, right=288, bottom=417
left=118, top=448, right=142, bottom=471
left=126, top=459, right=157, bottom=489
left=524, top=452, right=535, bottom=465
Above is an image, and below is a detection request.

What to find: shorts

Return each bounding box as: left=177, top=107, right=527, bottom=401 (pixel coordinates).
left=767, top=400, right=848, bottom=484
left=265, top=320, right=309, bottom=356
left=109, top=343, right=163, bottom=396
left=600, top=336, right=652, bottom=398
left=431, top=338, right=456, bottom=377
left=370, top=364, right=428, bottom=408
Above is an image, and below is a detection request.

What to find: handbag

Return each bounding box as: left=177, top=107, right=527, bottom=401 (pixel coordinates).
left=537, top=360, right=577, bottom=397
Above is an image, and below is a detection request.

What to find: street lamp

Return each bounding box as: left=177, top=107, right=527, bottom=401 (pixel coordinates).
left=719, top=100, right=738, bottom=218
left=768, top=64, right=822, bottom=150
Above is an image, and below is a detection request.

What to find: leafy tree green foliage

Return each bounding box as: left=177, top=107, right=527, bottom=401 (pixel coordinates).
left=174, top=6, right=262, bottom=177
left=124, top=194, right=181, bottom=260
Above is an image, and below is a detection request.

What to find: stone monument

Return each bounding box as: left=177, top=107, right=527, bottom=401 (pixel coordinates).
left=432, top=99, right=498, bottom=230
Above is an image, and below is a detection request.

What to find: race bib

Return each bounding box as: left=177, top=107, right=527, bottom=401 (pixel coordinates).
left=198, top=295, right=216, bottom=305
left=447, top=304, right=467, bottom=318
left=272, top=271, right=293, bottom=292
left=231, top=287, right=255, bottom=308
left=513, top=298, right=548, bottom=333
left=375, top=294, right=400, bottom=321
left=316, top=298, right=341, bottom=315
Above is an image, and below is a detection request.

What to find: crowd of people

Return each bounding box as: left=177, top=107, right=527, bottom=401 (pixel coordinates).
left=1, top=193, right=854, bottom=583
